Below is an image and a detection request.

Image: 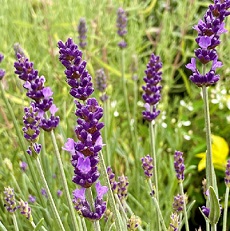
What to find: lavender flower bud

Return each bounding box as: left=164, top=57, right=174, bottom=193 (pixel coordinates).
left=107, top=166, right=118, bottom=193
left=13, top=43, right=26, bottom=58
left=141, top=154, right=154, bottom=178
left=57, top=190, right=63, bottom=197
left=18, top=199, right=33, bottom=222
left=127, top=215, right=141, bottom=231
left=117, top=175, right=129, bottom=203
left=73, top=181, right=108, bottom=220
left=174, top=150, right=185, bottom=181
left=0, top=53, right=5, bottom=80
left=58, top=38, right=94, bottom=100
left=142, top=53, right=162, bottom=121
left=225, top=159, right=230, bottom=187
left=41, top=188, right=48, bottom=198
left=173, top=194, right=186, bottom=213
left=3, top=187, right=18, bottom=213
left=78, top=18, right=87, bottom=49
left=20, top=161, right=28, bottom=172
left=117, top=7, right=127, bottom=48
left=95, top=68, right=108, bottom=102
left=185, top=1, right=230, bottom=87
left=28, top=195, right=36, bottom=204
left=169, top=213, right=180, bottom=231
left=201, top=206, right=210, bottom=217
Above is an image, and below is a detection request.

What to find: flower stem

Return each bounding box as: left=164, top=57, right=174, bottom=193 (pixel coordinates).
left=202, top=86, right=215, bottom=190
left=50, top=130, right=79, bottom=231
left=0, top=221, right=8, bottom=231
left=149, top=121, right=160, bottom=231
left=0, top=82, right=46, bottom=208
left=179, top=181, right=189, bottom=231
left=36, top=158, right=65, bottom=231
left=99, top=151, right=124, bottom=231
left=147, top=179, right=167, bottom=231
left=86, top=188, right=101, bottom=231
left=12, top=214, right=19, bottom=231
left=222, top=186, right=229, bottom=231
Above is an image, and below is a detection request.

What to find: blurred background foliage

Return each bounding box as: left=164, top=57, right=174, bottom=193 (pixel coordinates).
left=0, top=0, right=230, bottom=230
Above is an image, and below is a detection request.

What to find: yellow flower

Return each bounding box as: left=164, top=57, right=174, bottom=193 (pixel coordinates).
left=196, top=135, right=229, bottom=171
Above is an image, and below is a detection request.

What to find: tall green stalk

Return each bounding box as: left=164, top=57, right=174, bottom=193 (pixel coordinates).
left=50, top=130, right=80, bottom=231
left=0, top=82, right=45, bottom=208
left=99, top=151, right=124, bottom=231
left=36, top=158, right=65, bottom=231
left=179, top=182, right=189, bottom=231
left=12, top=214, right=19, bottom=231
left=222, top=186, right=229, bottom=231
left=149, top=121, right=160, bottom=231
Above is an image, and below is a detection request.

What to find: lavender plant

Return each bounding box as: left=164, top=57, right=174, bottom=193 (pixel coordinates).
left=186, top=1, right=230, bottom=230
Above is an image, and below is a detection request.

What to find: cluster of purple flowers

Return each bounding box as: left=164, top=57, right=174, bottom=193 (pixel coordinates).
left=174, top=151, right=185, bottom=182
left=186, top=0, right=230, bottom=87
left=58, top=38, right=107, bottom=220
left=107, top=166, right=129, bottom=204
left=141, top=154, right=154, bottom=178
left=14, top=53, right=59, bottom=155
left=78, top=18, right=87, bottom=49
left=172, top=194, right=184, bottom=213
left=117, top=7, right=127, bottom=48
left=0, top=53, right=5, bottom=80
left=225, top=159, right=230, bottom=187
left=95, top=68, right=108, bottom=102
left=142, top=53, right=162, bottom=122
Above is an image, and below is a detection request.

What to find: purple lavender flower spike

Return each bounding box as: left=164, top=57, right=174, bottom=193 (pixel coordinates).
left=18, top=199, right=33, bottom=222
left=173, top=194, right=184, bottom=213
left=3, top=187, right=18, bottom=213
left=0, top=53, right=5, bottom=80
left=58, top=38, right=94, bottom=100
left=117, top=175, right=129, bottom=203
left=78, top=18, right=87, bottom=49
left=225, top=159, right=230, bottom=187
left=141, top=154, right=154, bottom=178
left=57, top=190, right=63, bottom=197
left=95, top=68, right=108, bottom=102
left=14, top=53, right=60, bottom=131
left=174, top=151, right=185, bottom=181
left=73, top=182, right=107, bottom=220
left=117, top=7, right=127, bottom=48
left=186, top=0, right=230, bottom=87
left=28, top=195, right=36, bottom=204
left=142, top=53, right=162, bottom=122
left=201, top=206, right=210, bottom=217
left=20, top=161, right=28, bottom=172
left=107, top=166, right=118, bottom=192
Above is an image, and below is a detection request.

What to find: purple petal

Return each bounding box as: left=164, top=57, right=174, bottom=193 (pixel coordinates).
left=73, top=187, right=86, bottom=200
left=95, top=181, right=108, bottom=200
left=49, top=104, right=58, bottom=115
left=42, top=87, right=53, bottom=98
left=185, top=58, right=197, bottom=72
left=198, top=36, right=211, bottom=49
left=77, top=156, right=91, bottom=173
left=62, top=138, right=75, bottom=155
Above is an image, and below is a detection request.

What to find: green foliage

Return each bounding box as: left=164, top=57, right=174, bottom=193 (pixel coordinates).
left=0, top=0, right=230, bottom=230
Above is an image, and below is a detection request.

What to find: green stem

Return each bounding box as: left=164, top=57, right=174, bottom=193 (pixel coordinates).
left=149, top=122, right=159, bottom=201
left=202, top=86, right=215, bottom=190
left=206, top=221, right=210, bottom=231
left=103, top=100, right=111, bottom=166
left=50, top=130, right=79, bottom=231
left=36, top=158, right=65, bottom=231
left=147, top=180, right=167, bottom=231
left=0, top=221, right=8, bottom=231
left=86, top=188, right=101, bottom=231
left=211, top=224, right=217, bottom=231
left=12, top=214, right=19, bottom=231
left=149, top=122, right=160, bottom=231
left=0, top=83, right=46, bottom=208
left=179, top=182, right=189, bottom=231
left=222, top=187, right=229, bottom=231
left=99, top=151, right=124, bottom=231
